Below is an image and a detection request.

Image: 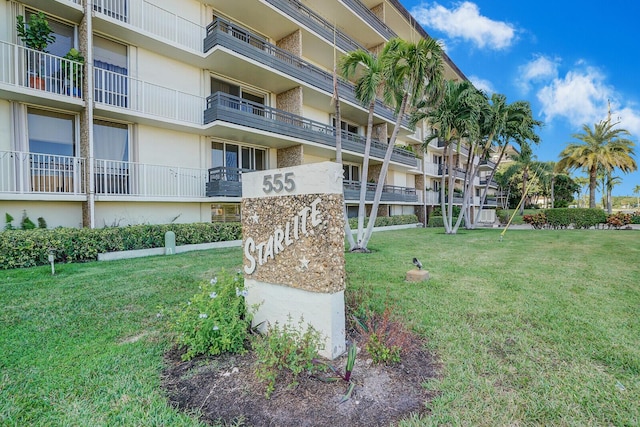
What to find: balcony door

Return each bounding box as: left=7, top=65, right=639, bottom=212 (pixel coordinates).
left=94, top=120, right=129, bottom=194
left=211, top=77, right=265, bottom=114
left=94, top=36, right=128, bottom=107
left=27, top=108, right=78, bottom=193
left=211, top=141, right=266, bottom=182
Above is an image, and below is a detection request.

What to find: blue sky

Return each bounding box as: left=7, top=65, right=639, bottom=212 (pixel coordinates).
left=400, top=0, right=640, bottom=197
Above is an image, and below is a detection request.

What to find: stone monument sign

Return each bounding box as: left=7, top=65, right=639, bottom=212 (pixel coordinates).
left=242, top=161, right=346, bottom=359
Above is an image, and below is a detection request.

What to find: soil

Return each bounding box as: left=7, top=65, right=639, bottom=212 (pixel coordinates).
left=162, top=334, right=441, bottom=427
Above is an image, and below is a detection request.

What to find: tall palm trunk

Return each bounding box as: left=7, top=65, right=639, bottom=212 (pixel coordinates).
left=361, top=93, right=408, bottom=248
left=355, top=102, right=375, bottom=247
left=589, top=165, right=597, bottom=208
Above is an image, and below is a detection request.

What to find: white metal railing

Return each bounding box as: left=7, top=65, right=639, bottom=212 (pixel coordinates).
left=424, top=163, right=440, bottom=176
left=424, top=190, right=439, bottom=205
left=0, top=150, right=85, bottom=194
left=0, top=41, right=84, bottom=98
left=93, top=159, right=207, bottom=198
left=94, top=68, right=205, bottom=124
left=93, top=0, right=205, bottom=52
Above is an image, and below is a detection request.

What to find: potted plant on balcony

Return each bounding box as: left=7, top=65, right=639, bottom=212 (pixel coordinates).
left=62, top=48, right=84, bottom=97
left=16, top=11, right=56, bottom=90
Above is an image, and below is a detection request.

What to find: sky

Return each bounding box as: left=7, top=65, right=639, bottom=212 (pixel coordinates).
left=400, top=0, right=640, bottom=197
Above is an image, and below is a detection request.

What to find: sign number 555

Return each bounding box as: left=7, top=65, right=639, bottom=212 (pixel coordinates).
left=262, top=172, right=295, bottom=193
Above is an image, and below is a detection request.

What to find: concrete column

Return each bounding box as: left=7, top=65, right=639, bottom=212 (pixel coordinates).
left=276, top=87, right=303, bottom=116
left=276, top=29, right=302, bottom=57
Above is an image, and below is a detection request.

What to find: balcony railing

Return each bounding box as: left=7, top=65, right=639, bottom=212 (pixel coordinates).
left=342, top=180, right=418, bottom=203
left=438, top=165, right=466, bottom=179
left=341, top=0, right=397, bottom=40
left=205, top=167, right=251, bottom=197
left=480, top=177, right=498, bottom=187
left=204, top=17, right=406, bottom=126
left=0, top=41, right=84, bottom=99
left=93, top=0, right=205, bottom=52
left=0, top=150, right=85, bottom=195
left=265, top=0, right=366, bottom=54
left=94, top=68, right=204, bottom=124
left=204, top=92, right=416, bottom=167
left=479, top=158, right=496, bottom=168
left=93, top=159, right=207, bottom=198
left=436, top=138, right=470, bottom=156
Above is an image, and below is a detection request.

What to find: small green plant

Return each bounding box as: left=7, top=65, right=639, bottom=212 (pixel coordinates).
left=252, top=317, right=324, bottom=398
left=606, top=211, right=632, bottom=229
left=354, top=307, right=416, bottom=365
left=37, top=217, right=47, bottom=229
left=21, top=210, right=36, bottom=230
left=312, top=343, right=357, bottom=403
left=169, top=270, right=252, bottom=361
left=62, top=48, right=84, bottom=91
left=4, top=213, right=14, bottom=230
left=16, top=12, right=55, bottom=52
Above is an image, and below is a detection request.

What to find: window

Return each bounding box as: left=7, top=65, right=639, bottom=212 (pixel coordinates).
left=94, top=36, right=128, bottom=106
left=27, top=108, right=77, bottom=192
left=211, top=141, right=266, bottom=181
left=211, top=77, right=265, bottom=114
left=211, top=203, right=241, bottom=222
left=94, top=120, right=129, bottom=194
left=332, top=118, right=359, bottom=135
left=342, top=164, right=360, bottom=182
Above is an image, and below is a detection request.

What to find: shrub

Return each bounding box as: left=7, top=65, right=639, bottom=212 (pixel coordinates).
left=427, top=216, right=458, bottom=228
left=544, top=208, right=606, bottom=229
left=252, top=317, right=324, bottom=398
left=4, top=213, right=14, bottom=231
left=0, top=222, right=242, bottom=269
left=20, top=211, right=36, bottom=230
left=37, top=217, right=47, bottom=229
left=354, top=307, right=417, bottom=365
left=348, top=214, right=418, bottom=229
left=169, top=271, right=252, bottom=361
left=631, top=211, right=640, bottom=224
left=606, top=212, right=632, bottom=229
left=522, top=212, right=547, bottom=229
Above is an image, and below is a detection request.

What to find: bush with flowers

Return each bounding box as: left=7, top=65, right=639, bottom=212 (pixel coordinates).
left=169, top=270, right=253, bottom=361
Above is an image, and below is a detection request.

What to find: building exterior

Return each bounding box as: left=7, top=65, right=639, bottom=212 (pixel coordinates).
left=0, top=0, right=497, bottom=229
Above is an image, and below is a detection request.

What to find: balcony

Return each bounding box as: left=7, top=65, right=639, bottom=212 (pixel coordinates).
left=203, top=17, right=406, bottom=126
left=204, top=92, right=417, bottom=167
left=0, top=41, right=85, bottom=102
left=93, top=0, right=205, bottom=52
left=479, top=177, right=499, bottom=187
left=94, top=68, right=204, bottom=124
left=479, top=158, right=496, bottom=169
left=343, top=180, right=418, bottom=203
left=264, top=0, right=366, bottom=54
left=205, top=167, right=246, bottom=197
left=484, top=196, right=498, bottom=207
left=93, top=159, right=207, bottom=198
left=436, top=138, right=470, bottom=156
left=0, top=150, right=85, bottom=196
left=341, top=0, right=397, bottom=40
left=438, top=165, right=466, bottom=179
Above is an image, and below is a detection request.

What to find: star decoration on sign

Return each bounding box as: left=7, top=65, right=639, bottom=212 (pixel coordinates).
left=299, top=256, right=310, bottom=270
left=333, top=169, right=344, bottom=183
left=250, top=213, right=259, bottom=224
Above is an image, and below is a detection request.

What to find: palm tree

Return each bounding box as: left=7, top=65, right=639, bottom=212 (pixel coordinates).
left=412, top=79, right=480, bottom=233
left=340, top=44, right=391, bottom=249
left=357, top=37, right=444, bottom=248
left=556, top=119, right=637, bottom=208
left=502, top=145, right=547, bottom=214
left=471, top=97, right=541, bottom=226
left=633, top=184, right=640, bottom=209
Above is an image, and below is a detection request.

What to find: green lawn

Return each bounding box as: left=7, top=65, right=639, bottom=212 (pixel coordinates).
left=1, top=228, right=638, bottom=426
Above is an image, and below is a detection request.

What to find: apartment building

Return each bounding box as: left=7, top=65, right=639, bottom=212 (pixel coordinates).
left=0, top=0, right=498, bottom=229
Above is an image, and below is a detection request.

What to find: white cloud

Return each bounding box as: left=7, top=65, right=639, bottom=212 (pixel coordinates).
left=517, top=55, right=559, bottom=93
left=411, top=1, right=516, bottom=50
left=537, top=67, right=611, bottom=127
left=468, top=75, right=494, bottom=94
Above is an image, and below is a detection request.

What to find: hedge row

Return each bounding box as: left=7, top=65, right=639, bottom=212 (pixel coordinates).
left=0, top=222, right=241, bottom=270
left=347, top=214, right=419, bottom=230
left=522, top=208, right=608, bottom=229
left=427, top=216, right=458, bottom=228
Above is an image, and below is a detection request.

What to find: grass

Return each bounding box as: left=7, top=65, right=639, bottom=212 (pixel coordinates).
left=1, top=228, right=639, bottom=426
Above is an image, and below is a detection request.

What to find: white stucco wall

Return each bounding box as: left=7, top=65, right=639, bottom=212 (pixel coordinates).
left=1, top=201, right=83, bottom=228
left=95, top=201, right=207, bottom=227
left=0, top=100, right=11, bottom=151
left=136, top=125, right=202, bottom=168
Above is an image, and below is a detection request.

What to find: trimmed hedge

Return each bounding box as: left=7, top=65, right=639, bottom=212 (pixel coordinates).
left=348, top=214, right=419, bottom=229
left=544, top=208, right=606, bottom=229
left=0, top=222, right=241, bottom=270
left=427, top=216, right=458, bottom=228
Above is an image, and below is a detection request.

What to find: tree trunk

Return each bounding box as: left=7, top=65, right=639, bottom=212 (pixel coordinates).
left=589, top=165, right=597, bottom=209
left=361, top=94, right=408, bottom=248
left=355, top=102, right=375, bottom=248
